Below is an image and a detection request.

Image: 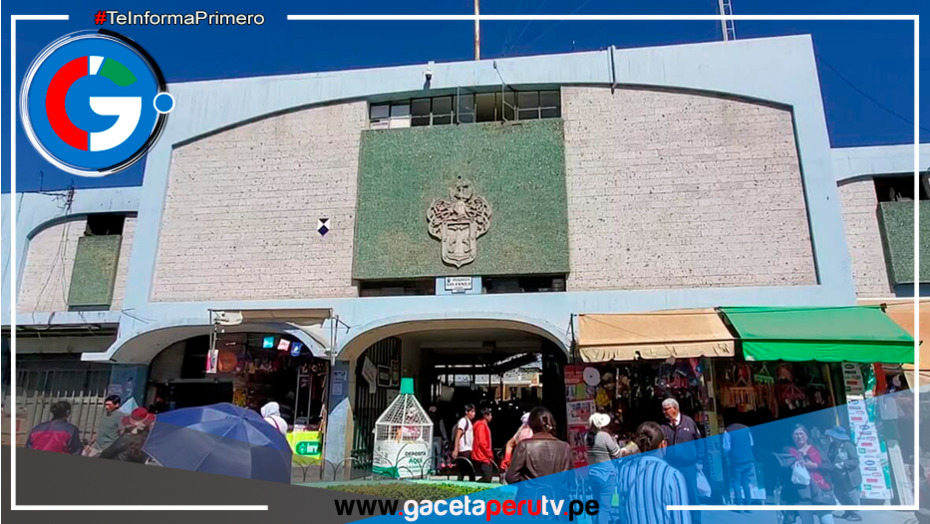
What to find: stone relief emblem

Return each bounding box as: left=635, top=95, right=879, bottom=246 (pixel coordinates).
left=427, top=178, right=492, bottom=268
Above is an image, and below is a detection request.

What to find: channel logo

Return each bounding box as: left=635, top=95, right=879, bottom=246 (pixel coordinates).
left=20, top=30, right=172, bottom=176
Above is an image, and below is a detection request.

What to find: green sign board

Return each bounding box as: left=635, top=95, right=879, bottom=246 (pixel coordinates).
left=287, top=430, right=322, bottom=465
left=354, top=119, right=569, bottom=280
left=295, top=440, right=321, bottom=457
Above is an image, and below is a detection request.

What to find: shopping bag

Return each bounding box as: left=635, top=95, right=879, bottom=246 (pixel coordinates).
left=791, top=461, right=811, bottom=486
left=696, top=471, right=712, bottom=498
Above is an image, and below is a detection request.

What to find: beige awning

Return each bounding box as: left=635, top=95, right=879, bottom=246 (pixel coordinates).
left=860, top=299, right=929, bottom=384
left=577, top=309, right=735, bottom=362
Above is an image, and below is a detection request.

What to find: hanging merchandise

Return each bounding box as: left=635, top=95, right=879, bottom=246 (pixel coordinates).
left=277, top=339, right=291, bottom=351
left=205, top=349, right=218, bottom=374
left=754, top=364, right=775, bottom=385
left=217, top=351, right=238, bottom=373
left=290, top=342, right=303, bottom=357
left=262, top=336, right=275, bottom=349
left=583, top=367, right=601, bottom=387
left=372, top=378, right=433, bottom=478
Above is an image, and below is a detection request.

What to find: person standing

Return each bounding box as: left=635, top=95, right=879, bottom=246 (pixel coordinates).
left=660, top=398, right=706, bottom=524
left=86, top=395, right=122, bottom=457
left=427, top=405, right=448, bottom=474
left=788, top=424, right=835, bottom=524
left=261, top=402, right=287, bottom=436
left=587, top=413, right=622, bottom=524
left=101, top=407, right=155, bottom=463
left=504, top=407, right=572, bottom=500
left=617, top=421, right=692, bottom=524
left=723, top=413, right=756, bottom=509
left=471, top=407, right=495, bottom=482
left=452, top=404, right=476, bottom=481
left=501, top=412, right=533, bottom=471
left=25, top=401, right=83, bottom=455
left=825, top=426, right=861, bottom=522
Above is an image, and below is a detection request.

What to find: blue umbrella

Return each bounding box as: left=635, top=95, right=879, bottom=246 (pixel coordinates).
left=143, top=403, right=292, bottom=483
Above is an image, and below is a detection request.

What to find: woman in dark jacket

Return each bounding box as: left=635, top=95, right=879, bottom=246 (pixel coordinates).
left=825, top=426, right=861, bottom=522
left=505, top=407, right=573, bottom=504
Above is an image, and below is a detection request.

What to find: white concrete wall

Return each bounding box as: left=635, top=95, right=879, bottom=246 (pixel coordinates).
left=562, top=86, right=817, bottom=291
left=151, top=102, right=368, bottom=302
left=837, top=179, right=893, bottom=297
left=17, top=219, right=86, bottom=313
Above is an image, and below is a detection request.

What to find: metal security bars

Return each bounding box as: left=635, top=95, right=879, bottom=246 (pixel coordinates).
left=15, top=359, right=112, bottom=445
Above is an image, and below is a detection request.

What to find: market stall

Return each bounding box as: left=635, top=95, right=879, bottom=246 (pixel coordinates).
left=720, top=305, right=916, bottom=504
left=571, top=309, right=736, bottom=470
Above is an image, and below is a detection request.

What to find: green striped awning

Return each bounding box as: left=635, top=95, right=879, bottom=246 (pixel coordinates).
left=719, top=306, right=916, bottom=363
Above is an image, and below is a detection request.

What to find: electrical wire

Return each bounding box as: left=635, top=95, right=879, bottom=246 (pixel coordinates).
left=502, top=0, right=550, bottom=57
left=499, top=0, right=535, bottom=56
left=817, top=56, right=930, bottom=135
left=520, top=0, right=598, bottom=51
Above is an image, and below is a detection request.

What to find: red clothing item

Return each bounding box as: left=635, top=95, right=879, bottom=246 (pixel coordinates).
left=471, top=420, right=493, bottom=464
left=790, top=445, right=831, bottom=491
left=26, top=419, right=83, bottom=454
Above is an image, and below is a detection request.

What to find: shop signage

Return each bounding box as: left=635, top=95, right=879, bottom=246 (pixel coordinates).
left=427, top=179, right=492, bottom=268
left=564, top=364, right=594, bottom=468
left=842, top=363, right=893, bottom=500
left=290, top=342, right=303, bottom=357
left=378, top=366, right=392, bottom=388
left=444, top=276, right=474, bottom=292
left=332, top=368, right=348, bottom=398
left=373, top=440, right=431, bottom=479
left=205, top=349, right=219, bottom=374
left=295, top=440, right=321, bottom=456
left=288, top=430, right=323, bottom=465
left=362, top=357, right=378, bottom=392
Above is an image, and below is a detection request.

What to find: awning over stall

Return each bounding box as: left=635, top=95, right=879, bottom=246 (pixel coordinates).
left=576, top=309, right=735, bottom=362
left=720, top=306, right=915, bottom=364
left=860, top=299, right=929, bottom=382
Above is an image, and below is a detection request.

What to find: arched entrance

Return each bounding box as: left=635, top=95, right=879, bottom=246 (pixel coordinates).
left=342, top=320, right=568, bottom=479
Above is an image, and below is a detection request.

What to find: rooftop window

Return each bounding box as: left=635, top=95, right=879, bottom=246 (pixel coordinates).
left=369, top=89, right=560, bottom=129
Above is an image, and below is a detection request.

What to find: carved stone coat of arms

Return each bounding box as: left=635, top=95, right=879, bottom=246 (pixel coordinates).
left=427, top=179, right=492, bottom=268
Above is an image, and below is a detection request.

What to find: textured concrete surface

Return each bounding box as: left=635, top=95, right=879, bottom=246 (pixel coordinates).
left=562, top=86, right=817, bottom=291
left=354, top=119, right=568, bottom=280
left=17, top=219, right=86, bottom=313
left=879, top=200, right=930, bottom=285
left=151, top=102, right=368, bottom=302
left=837, top=180, right=894, bottom=297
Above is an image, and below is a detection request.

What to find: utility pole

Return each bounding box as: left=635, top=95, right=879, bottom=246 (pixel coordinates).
left=474, top=0, right=481, bottom=60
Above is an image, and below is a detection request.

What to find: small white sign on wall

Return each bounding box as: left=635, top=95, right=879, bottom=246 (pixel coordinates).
left=444, top=276, right=473, bottom=292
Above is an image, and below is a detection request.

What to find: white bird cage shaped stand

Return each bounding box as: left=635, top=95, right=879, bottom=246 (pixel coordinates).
left=372, top=378, right=433, bottom=478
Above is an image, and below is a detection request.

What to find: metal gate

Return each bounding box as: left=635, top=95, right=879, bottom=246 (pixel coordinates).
left=350, top=337, right=400, bottom=479
left=15, top=359, right=112, bottom=445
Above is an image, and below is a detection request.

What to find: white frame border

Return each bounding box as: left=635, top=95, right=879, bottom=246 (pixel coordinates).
left=5, top=10, right=920, bottom=513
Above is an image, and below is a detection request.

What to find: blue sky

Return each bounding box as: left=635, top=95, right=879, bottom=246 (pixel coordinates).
left=1, top=1, right=926, bottom=193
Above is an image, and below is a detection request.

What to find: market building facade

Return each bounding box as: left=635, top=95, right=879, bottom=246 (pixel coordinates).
left=2, top=35, right=927, bottom=491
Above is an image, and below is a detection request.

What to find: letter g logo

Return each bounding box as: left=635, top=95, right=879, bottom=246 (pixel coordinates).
left=20, top=30, right=172, bottom=176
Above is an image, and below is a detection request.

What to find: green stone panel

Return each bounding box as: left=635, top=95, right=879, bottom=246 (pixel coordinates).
left=67, top=235, right=122, bottom=309
left=354, top=120, right=568, bottom=280
left=878, top=200, right=929, bottom=284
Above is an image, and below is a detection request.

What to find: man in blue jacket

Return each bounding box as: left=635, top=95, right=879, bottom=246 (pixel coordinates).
left=723, top=411, right=755, bottom=510
left=661, top=398, right=706, bottom=524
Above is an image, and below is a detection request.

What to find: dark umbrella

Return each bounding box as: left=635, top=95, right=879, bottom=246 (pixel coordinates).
left=143, top=403, right=292, bottom=483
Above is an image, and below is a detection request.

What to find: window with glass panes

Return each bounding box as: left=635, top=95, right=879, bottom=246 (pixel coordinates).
left=369, top=90, right=559, bottom=128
